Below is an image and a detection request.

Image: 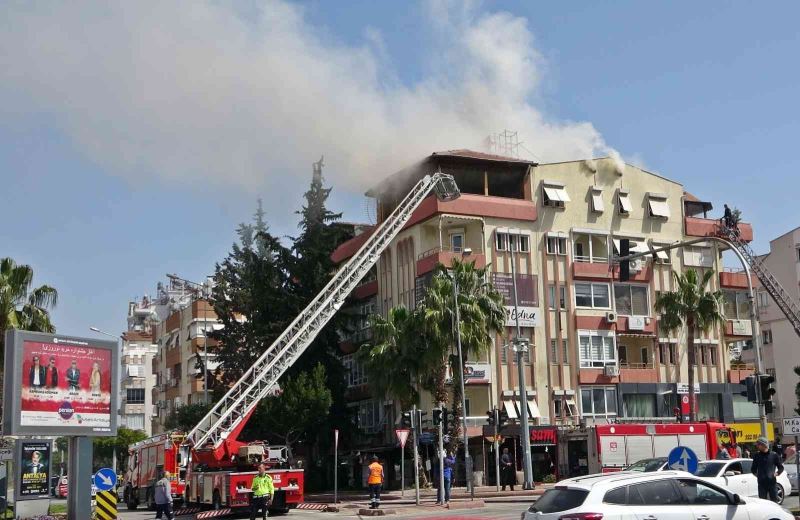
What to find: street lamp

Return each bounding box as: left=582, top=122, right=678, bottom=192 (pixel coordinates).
left=166, top=273, right=210, bottom=405
left=89, top=326, right=122, bottom=474
left=508, top=236, right=534, bottom=490
left=449, top=247, right=474, bottom=498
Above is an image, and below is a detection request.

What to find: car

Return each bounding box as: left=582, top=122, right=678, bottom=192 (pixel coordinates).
left=784, top=453, right=798, bottom=494
left=521, top=470, right=793, bottom=520
left=694, top=458, right=792, bottom=504
left=624, top=457, right=668, bottom=472
left=54, top=476, right=98, bottom=498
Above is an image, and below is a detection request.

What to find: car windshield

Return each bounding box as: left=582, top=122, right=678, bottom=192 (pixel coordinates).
left=529, top=488, right=589, bottom=513
left=626, top=458, right=667, bottom=472
left=694, top=462, right=725, bottom=477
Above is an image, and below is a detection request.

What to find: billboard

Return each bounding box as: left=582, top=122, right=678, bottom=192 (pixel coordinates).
left=3, top=330, right=118, bottom=436
left=15, top=439, right=52, bottom=500
left=491, top=273, right=540, bottom=327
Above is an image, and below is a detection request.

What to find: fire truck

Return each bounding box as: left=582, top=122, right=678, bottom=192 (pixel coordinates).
left=587, top=422, right=738, bottom=474
left=125, top=173, right=461, bottom=515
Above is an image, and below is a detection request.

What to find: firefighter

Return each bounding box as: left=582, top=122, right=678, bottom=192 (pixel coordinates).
left=250, top=463, right=274, bottom=520
left=367, top=455, right=384, bottom=509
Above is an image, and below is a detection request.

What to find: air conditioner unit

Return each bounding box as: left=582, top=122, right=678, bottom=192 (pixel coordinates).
left=630, top=258, right=643, bottom=272
left=604, top=365, right=620, bottom=377
left=605, top=311, right=618, bottom=323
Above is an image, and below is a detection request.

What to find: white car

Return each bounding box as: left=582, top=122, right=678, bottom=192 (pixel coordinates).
left=694, top=458, right=792, bottom=504
left=522, top=470, right=793, bottom=520
left=784, top=454, right=798, bottom=493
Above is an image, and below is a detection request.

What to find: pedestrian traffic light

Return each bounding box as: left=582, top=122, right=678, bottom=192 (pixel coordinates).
left=740, top=375, right=757, bottom=403
left=401, top=411, right=412, bottom=428
left=759, top=374, right=776, bottom=407
left=619, top=238, right=630, bottom=282
left=486, top=409, right=496, bottom=426
left=498, top=409, right=509, bottom=427
left=433, top=408, right=443, bottom=426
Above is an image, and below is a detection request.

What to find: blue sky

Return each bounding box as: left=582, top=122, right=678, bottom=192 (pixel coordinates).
left=1, top=1, right=798, bottom=338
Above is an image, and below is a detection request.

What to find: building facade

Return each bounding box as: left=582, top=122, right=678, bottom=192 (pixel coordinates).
left=743, top=226, right=800, bottom=426
left=332, top=150, right=761, bottom=481
left=120, top=329, right=158, bottom=435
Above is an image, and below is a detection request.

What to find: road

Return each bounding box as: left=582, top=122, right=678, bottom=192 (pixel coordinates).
left=116, top=502, right=528, bottom=519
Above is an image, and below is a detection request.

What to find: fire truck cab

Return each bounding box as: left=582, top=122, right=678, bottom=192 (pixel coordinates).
left=123, top=432, right=186, bottom=510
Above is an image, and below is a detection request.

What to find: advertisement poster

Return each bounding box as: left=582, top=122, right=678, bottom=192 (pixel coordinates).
left=20, top=339, right=112, bottom=430
left=17, top=441, right=51, bottom=499
left=491, top=273, right=540, bottom=327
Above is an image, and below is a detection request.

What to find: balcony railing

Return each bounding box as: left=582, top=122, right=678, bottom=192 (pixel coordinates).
left=574, top=255, right=609, bottom=263
left=619, top=362, right=655, bottom=370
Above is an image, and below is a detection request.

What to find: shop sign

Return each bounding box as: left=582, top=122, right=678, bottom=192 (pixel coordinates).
left=676, top=383, right=701, bottom=394
left=464, top=363, right=491, bottom=384
left=529, top=427, right=557, bottom=446
left=732, top=422, right=775, bottom=443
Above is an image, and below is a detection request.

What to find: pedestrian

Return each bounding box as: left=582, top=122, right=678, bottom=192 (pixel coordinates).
left=716, top=442, right=731, bottom=460
left=500, top=447, right=516, bottom=491
left=751, top=436, right=784, bottom=502
left=250, top=463, right=274, bottom=520
left=437, top=451, right=455, bottom=504
left=723, top=204, right=733, bottom=229
left=154, top=470, right=174, bottom=520
left=743, top=447, right=751, bottom=458
left=367, top=455, right=384, bottom=509
left=784, top=443, right=797, bottom=462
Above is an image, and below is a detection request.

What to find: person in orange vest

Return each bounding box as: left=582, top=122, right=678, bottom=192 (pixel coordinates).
left=367, top=455, right=384, bottom=509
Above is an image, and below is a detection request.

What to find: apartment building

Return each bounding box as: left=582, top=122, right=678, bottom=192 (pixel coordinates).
left=120, top=329, right=158, bottom=435
left=332, top=150, right=760, bottom=481
left=742, top=226, right=800, bottom=425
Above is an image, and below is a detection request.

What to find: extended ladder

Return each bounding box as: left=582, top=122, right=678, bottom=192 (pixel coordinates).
left=719, top=224, right=800, bottom=339
left=183, top=173, right=460, bottom=450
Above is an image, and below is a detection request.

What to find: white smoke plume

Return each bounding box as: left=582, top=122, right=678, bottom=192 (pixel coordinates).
left=0, top=1, right=619, bottom=195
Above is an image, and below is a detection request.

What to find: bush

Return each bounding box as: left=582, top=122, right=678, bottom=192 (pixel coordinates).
left=542, top=473, right=557, bottom=483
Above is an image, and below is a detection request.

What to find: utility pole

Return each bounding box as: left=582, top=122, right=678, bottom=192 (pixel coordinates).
left=510, top=236, right=534, bottom=489
left=493, top=407, right=500, bottom=492
left=437, top=403, right=445, bottom=503
left=412, top=405, right=420, bottom=505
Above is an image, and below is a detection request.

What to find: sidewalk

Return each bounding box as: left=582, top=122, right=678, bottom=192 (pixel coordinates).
left=306, top=484, right=551, bottom=506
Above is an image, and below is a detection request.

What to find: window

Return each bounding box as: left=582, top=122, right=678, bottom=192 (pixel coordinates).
left=559, top=286, right=566, bottom=309
left=575, top=283, right=610, bottom=308
left=647, top=193, right=670, bottom=219
left=341, top=354, right=368, bottom=387
left=631, top=480, right=683, bottom=506
left=548, top=285, right=566, bottom=309
left=496, top=232, right=508, bottom=251
left=624, top=394, right=656, bottom=418
left=697, top=394, right=721, bottom=421
left=550, top=339, right=557, bottom=360
left=450, top=233, right=464, bottom=253
left=580, top=386, right=617, bottom=417
left=614, top=283, right=650, bottom=316
left=578, top=330, right=616, bottom=367
left=676, top=479, right=729, bottom=506
left=590, top=188, right=604, bottom=213
left=762, top=329, right=773, bottom=345
left=617, top=190, right=632, bottom=215
left=797, top=247, right=800, bottom=262
left=758, top=291, right=769, bottom=308
left=684, top=246, right=715, bottom=267
left=542, top=182, right=571, bottom=208
left=618, top=345, right=628, bottom=365
left=350, top=399, right=383, bottom=431
left=497, top=232, right=530, bottom=253
left=573, top=232, right=609, bottom=263
left=603, top=486, right=627, bottom=505
left=563, top=340, right=569, bottom=363
left=700, top=346, right=708, bottom=365
left=546, top=235, right=567, bottom=255
left=732, top=394, right=759, bottom=419
left=723, top=290, right=751, bottom=320
left=125, top=414, right=145, bottom=431
left=529, top=489, right=588, bottom=514
left=126, top=388, right=145, bottom=404
left=641, top=347, right=649, bottom=365
left=501, top=345, right=507, bottom=364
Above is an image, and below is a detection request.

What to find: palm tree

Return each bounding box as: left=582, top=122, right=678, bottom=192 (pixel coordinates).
left=0, top=257, right=59, bottom=361
left=420, top=259, right=506, bottom=439
left=655, top=269, right=725, bottom=422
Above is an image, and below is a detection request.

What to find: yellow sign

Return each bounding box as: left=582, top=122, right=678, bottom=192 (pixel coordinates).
left=730, top=422, right=775, bottom=444
left=95, top=490, right=117, bottom=520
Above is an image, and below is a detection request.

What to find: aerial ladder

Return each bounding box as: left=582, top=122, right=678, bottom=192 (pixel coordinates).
left=718, top=224, right=800, bottom=340
left=181, top=173, right=461, bottom=467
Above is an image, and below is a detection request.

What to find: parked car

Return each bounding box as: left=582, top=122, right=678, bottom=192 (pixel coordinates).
left=784, top=453, right=798, bottom=494
left=625, top=457, right=668, bottom=472
left=55, top=476, right=98, bottom=498
left=694, top=458, right=792, bottom=505
left=522, top=470, right=793, bottom=520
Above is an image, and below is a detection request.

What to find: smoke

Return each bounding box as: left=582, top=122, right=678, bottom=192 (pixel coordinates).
left=0, top=1, right=619, bottom=194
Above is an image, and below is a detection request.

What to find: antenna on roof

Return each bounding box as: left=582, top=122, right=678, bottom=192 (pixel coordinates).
left=485, top=129, right=520, bottom=158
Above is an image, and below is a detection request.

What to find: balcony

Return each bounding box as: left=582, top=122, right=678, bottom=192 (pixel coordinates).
left=619, top=363, right=658, bottom=383
left=190, top=337, right=219, bottom=354
left=166, top=345, right=182, bottom=366
left=416, top=246, right=486, bottom=276
left=406, top=193, right=537, bottom=230
left=578, top=368, right=619, bottom=384
left=352, top=279, right=378, bottom=300
left=720, top=269, right=757, bottom=289
left=572, top=261, right=613, bottom=280
left=616, top=316, right=657, bottom=334
left=684, top=217, right=753, bottom=242
left=728, top=363, right=755, bottom=383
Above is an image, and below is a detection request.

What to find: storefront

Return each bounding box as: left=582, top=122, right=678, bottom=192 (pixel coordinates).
left=529, top=426, right=558, bottom=481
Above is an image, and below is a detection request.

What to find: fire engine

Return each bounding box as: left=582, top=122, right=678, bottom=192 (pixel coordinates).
left=587, top=422, right=738, bottom=474
left=125, top=173, right=462, bottom=515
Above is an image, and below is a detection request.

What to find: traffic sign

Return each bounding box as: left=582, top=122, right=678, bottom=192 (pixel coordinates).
left=783, top=417, right=800, bottom=435
left=396, top=429, right=410, bottom=448
left=667, top=446, right=698, bottom=474
left=93, top=468, right=117, bottom=492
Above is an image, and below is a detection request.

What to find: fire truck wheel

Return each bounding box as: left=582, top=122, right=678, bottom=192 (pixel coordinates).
left=125, top=486, right=138, bottom=510
left=212, top=489, right=222, bottom=510
left=146, top=488, right=155, bottom=510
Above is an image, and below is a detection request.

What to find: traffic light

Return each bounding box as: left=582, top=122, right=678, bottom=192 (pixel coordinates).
left=401, top=411, right=412, bottom=428
left=433, top=408, right=443, bottom=426
left=740, top=376, right=757, bottom=402
left=619, top=238, right=630, bottom=282
left=759, top=374, right=776, bottom=412
left=441, top=408, right=450, bottom=430
left=498, top=409, right=509, bottom=428
left=486, top=409, right=496, bottom=426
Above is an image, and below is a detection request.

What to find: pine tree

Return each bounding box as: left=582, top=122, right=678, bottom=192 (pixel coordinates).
left=209, top=200, right=294, bottom=386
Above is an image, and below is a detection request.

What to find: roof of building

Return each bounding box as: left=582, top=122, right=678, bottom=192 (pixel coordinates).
left=430, top=149, right=538, bottom=165
left=331, top=225, right=376, bottom=264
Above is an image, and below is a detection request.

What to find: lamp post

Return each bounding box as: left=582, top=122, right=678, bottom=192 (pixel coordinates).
left=509, top=236, right=534, bottom=490
left=449, top=248, right=474, bottom=498
left=89, top=326, right=122, bottom=474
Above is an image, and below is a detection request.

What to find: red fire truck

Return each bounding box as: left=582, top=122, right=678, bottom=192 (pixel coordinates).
left=124, top=174, right=461, bottom=516
left=587, top=422, right=737, bottom=474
